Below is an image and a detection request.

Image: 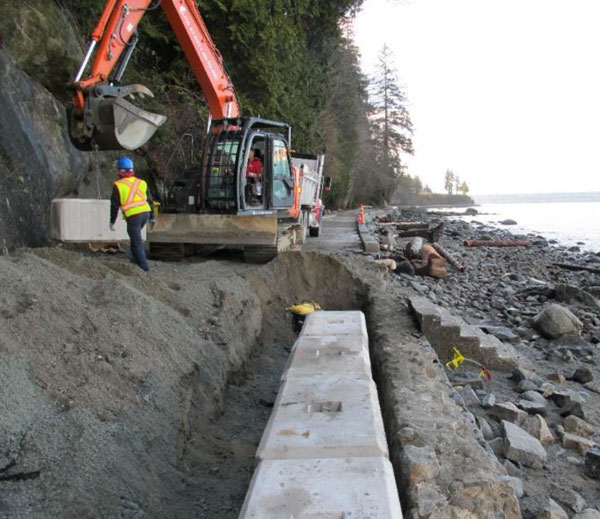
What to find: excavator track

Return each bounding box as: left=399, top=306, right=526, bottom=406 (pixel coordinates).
left=242, top=222, right=300, bottom=263
left=242, top=245, right=279, bottom=264
left=148, top=243, right=197, bottom=261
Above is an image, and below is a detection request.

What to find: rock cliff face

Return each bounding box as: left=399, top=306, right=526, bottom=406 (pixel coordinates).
left=0, top=2, right=91, bottom=250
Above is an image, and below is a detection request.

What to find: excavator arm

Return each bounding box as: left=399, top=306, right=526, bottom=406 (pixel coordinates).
left=70, top=0, right=240, bottom=151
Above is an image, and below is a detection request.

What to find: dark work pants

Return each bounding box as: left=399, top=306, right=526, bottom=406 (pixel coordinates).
left=126, top=212, right=150, bottom=271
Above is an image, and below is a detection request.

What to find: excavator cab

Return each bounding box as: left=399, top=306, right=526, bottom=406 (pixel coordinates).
left=149, top=117, right=299, bottom=261
left=164, top=117, right=296, bottom=216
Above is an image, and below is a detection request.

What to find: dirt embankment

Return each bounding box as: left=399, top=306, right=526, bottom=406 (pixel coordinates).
left=0, top=248, right=371, bottom=518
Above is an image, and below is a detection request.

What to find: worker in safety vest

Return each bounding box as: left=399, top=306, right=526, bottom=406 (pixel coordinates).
left=109, top=156, right=155, bottom=271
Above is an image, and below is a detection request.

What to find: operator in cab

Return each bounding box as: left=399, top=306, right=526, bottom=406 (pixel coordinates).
left=109, top=157, right=155, bottom=272
left=246, top=148, right=263, bottom=203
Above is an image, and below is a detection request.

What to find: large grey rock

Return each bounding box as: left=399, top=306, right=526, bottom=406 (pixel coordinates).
left=537, top=499, right=568, bottom=519
left=512, top=367, right=545, bottom=385
left=564, top=415, right=594, bottom=437
left=549, top=483, right=587, bottom=513
left=0, top=1, right=83, bottom=100
left=533, top=304, right=583, bottom=339
left=521, top=390, right=548, bottom=406
left=460, top=384, right=481, bottom=407
left=0, top=50, right=90, bottom=250
left=518, top=400, right=548, bottom=415
left=554, top=284, right=600, bottom=310
left=584, top=444, right=600, bottom=479
left=499, top=475, right=523, bottom=498
left=502, top=420, right=547, bottom=467
left=572, top=367, right=594, bottom=384
left=490, top=402, right=527, bottom=424
left=563, top=432, right=595, bottom=455
left=573, top=511, right=600, bottom=519
left=522, top=415, right=554, bottom=445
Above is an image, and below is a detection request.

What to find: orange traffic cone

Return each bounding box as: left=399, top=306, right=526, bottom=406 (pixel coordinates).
left=357, top=204, right=365, bottom=225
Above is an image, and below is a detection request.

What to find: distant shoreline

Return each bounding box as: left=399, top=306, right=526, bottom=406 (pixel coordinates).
left=473, top=192, right=600, bottom=204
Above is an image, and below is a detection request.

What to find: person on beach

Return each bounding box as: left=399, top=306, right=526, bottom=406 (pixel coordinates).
left=109, top=156, right=155, bottom=272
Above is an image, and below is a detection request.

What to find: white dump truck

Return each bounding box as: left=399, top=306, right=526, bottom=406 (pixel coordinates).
left=291, top=153, right=329, bottom=239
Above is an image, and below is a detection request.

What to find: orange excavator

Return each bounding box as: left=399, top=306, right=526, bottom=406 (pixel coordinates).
left=70, top=0, right=326, bottom=261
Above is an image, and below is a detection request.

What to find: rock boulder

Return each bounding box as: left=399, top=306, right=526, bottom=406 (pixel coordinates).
left=532, top=304, right=583, bottom=339
left=0, top=49, right=90, bottom=250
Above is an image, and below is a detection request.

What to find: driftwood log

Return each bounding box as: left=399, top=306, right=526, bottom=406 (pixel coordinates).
left=552, top=262, right=600, bottom=274
left=464, top=239, right=532, bottom=248
left=397, top=222, right=445, bottom=243
left=432, top=243, right=466, bottom=272
left=405, top=237, right=447, bottom=279
left=378, top=222, right=430, bottom=230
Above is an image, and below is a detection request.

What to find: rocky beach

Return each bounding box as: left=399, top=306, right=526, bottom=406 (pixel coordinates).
left=367, top=207, right=600, bottom=518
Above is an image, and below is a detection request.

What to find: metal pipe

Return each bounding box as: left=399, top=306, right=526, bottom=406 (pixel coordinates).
left=74, top=40, right=97, bottom=82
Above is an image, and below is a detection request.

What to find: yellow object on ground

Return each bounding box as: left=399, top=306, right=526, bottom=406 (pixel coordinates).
left=287, top=301, right=322, bottom=316
left=445, top=347, right=466, bottom=370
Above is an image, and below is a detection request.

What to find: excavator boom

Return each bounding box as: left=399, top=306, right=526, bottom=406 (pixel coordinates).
left=70, top=0, right=240, bottom=151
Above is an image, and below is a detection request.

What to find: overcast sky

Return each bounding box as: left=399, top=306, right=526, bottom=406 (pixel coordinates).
left=353, top=0, right=600, bottom=195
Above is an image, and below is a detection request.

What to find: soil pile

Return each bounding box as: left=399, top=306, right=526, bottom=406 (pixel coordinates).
left=0, top=248, right=263, bottom=517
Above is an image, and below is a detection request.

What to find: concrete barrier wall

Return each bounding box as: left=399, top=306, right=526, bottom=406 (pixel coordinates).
left=239, top=311, right=403, bottom=519
left=281, top=334, right=372, bottom=381
left=50, top=199, right=145, bottom=242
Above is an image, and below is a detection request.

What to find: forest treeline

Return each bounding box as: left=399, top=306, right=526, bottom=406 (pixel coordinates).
left=58, top=0, right=416, bottom=208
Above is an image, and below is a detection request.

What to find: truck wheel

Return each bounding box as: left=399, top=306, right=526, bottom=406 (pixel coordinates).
left=309, top=226, right=320, bottom=237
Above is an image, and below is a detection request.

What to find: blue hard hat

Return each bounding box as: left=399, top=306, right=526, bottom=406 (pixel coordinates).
left=117, top=156, right=134, bottom=170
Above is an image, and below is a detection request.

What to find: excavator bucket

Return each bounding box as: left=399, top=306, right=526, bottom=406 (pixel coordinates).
left=70, top=84, right=167, bottom=151
left=91, top=96, right=167, bottom=150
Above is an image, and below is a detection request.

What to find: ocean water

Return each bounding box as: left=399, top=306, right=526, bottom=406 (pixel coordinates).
left=434, top=199, right=600, bottom=252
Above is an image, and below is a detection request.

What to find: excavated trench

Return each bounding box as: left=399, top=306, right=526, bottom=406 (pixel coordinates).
left=181, top=252, right=374, bottom=518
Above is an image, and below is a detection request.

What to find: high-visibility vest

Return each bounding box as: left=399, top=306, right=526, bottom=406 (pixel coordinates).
left=114, top=177, right=151, bottom=218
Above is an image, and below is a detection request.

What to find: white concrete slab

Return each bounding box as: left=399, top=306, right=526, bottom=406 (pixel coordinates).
left=282, top=335, right=372, bottom=381
left=293, top=334, right=369, bottom=354
left=50, top=198, right=145, bottom=242
left=300, top=311, right=367, bottom=338
left=238, top=457, right=403, bottom=519
left=257, top=377, right=388, bottom=460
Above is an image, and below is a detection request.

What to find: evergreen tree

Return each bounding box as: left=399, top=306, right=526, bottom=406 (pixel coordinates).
left=444, top=169, right=455, bottom=195
left=369, top=44, right=413, bottom=204
left=422, top=184, right=433, bottom=195
left=413, top=175, right=423, bottom=195
left=459, top=181, right=470, bottom=195
left=453, top=175, right=460, bottom=196
left=322, top=26, right=373, bottom=208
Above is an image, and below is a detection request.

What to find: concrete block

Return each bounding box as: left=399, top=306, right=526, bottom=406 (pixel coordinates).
left=257, top=377, right=388, bottom=460
left=50, top=198, right=144, bottom=242
left=238, top=457, right=402, bottom=519
left=300, top=310, right=367, bottom=338
left=409, top=296, right=520, bottom=371
left=283, top=335, right=372, bottom=381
